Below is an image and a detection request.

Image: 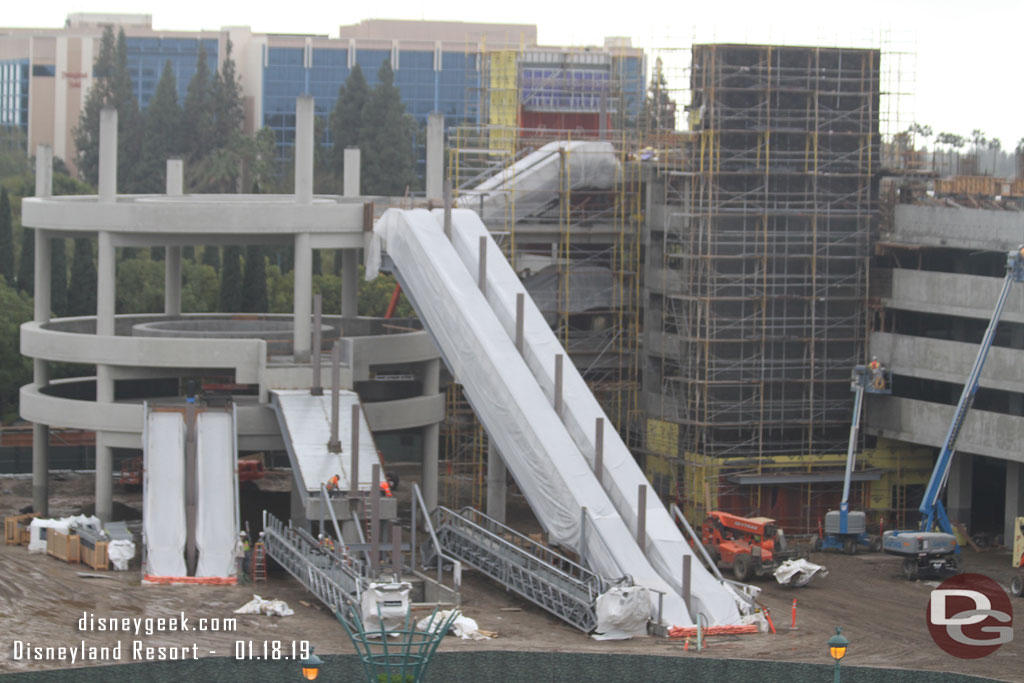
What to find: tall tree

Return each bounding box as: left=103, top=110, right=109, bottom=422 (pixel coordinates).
left=0, top=278, right=33, bottom=421
left=138, top=60, right=184, bottom=193
left=17, top=227, right=34, bottom=295
left=359, top=61, right=416, bottom=196
left=202, top=245, right=220, bottom=272
left=67, top=238, right=97, bottom=316
left=183, top=45, right=215, bottom=166
left=241, top=245, right=268, bottom=313
left=72, top=26, right=142, bottom=187
left=219, top=245, right=243, bottom=311
left=329, top=63, right=369, bottom=182
left=0, top=189, right=12, bottom=285
left=212, top=40, right=244, bottom=146
left=51, top=238, right=68, bottom=317
left=641, top=57, right=676, bottom=131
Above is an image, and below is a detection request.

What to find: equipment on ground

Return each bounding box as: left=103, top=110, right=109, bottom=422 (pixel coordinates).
left=816, top=366, right=888, bottom=555
left=701, top=511, right=800, bottom=583
left=883, top=245, right=1024, bottom=579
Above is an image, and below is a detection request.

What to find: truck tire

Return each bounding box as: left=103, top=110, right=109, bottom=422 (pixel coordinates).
left=843, top=538, right=857, bottom=555
left=732, top=553, right=753, bottom=582
left=1011, top=573, right=1023, bottom=597
left=869, top=535, right=882, bottom=553
left=902, top=557, right=918, bottom=581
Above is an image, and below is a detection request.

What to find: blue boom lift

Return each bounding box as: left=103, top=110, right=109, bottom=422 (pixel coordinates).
left=817, top=365, right=890, bottom=554
left=883, top=245, right=1024, bottom=579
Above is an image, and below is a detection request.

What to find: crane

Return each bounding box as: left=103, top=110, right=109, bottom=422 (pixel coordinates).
left=883, top=245, right=1024, bottom=579
left=817, top=365, right=890, bottom=554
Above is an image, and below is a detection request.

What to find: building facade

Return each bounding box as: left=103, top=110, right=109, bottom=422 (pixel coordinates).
left=0, top=15, right=645, bottom=173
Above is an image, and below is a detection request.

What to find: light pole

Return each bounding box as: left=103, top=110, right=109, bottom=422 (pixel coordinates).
left=828, top=626, right=849, bottom=683
left=300, top=646, right=322, bottom=680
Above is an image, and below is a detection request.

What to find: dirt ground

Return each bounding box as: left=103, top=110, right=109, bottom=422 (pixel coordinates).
left=1, top=471, right=1021, bottom=680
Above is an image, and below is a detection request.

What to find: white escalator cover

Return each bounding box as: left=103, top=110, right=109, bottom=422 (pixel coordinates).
left=367, top=208, right=694, bottom=627
left=437, top=209, right=743, bottom=625
left=144, top=411, right=187, bottom=577
left=195, top=411, right=239, bottom=577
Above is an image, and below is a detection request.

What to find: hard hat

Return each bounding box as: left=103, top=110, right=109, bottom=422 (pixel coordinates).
left=239, top=531, right=247, bottom=537
left=872, top=356, right=878, bottom=361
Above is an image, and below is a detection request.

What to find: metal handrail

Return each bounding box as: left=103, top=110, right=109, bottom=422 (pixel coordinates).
left=411, top=483, right=460, bottom=583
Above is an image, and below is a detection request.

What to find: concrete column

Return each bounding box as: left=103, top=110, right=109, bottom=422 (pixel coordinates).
left=35, top=144, right=52, bottom=198
left=32, top=424, right=49, bottom=516
left=947, top=453, right=973, bottom=530
left=164, top=247, right=182, bottom=316
left=422, top=358, right=441, bottom=512
left=1004, top=461, right=1024, bottom=547
left=426, top=113, right=444, bottom=201
left=97, top=231, right=115, bottom=337
left=98, top=107, right=117, bottom=203
left=343, top=148, right=361, bottom=197
left=293, top=232, right=312, bottom=363
left=31, top=148, right=52, bottom=517
left=33, top=230, right=51, bottom=324
left=486, top=439, right=506, bottom=524
left=294, top=95, right=314, bottom=206
left=341, top=250, right=358, bottom=318
left=166, top=159, right=183, bottom=196
left=95, top=435, right=113, bottom=523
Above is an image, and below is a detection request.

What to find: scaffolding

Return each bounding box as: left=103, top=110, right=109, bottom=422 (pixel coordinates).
left=646, top=44, right=879, bottom=480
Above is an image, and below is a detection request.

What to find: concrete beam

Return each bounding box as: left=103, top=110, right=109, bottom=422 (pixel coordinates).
left=884, top=269, right=1024, bottom=325
left=870, top=331, right=1024, bottom=394
left=866, top=395, right=1024, bottom=464
left=888, top=205, right=1024, bottom=252
left=426, top=113, right=444, bottom=201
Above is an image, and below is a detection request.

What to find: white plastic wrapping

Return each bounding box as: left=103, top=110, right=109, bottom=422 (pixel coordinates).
left=107, top=539, right=135, bottom=570
left=774, top=558, right=828, bottom=587
left=459, top=141, right=620, bottom=224
left=592, top=586, right=653, bottom=640
left=436, top=208, right=743, bottom=626
left=234, top=594, right=295, bottom=617
left=360, top=582, right=411, bottom=634
left=368, top=208, right=691, bottom=626
left=416, top=609, right=492, bottom=640
left=195, top=411, right=238, bottom=578
left=144, top=411, right=187, bottom=577
left=27, top=515, right=100, bottom=554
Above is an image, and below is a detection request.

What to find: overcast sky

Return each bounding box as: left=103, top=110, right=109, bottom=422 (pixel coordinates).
left=7, top=1, right=1022, bottom=148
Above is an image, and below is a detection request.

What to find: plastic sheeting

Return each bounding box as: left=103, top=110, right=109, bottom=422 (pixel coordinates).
left=592, top=587, right=652, bottom=640
left=144, top=411, right=187, bottom=577
left=367, top=208, right=691, bottom=627
left=361, top=582, right=411, bottom=635
left=195, top=411, right=238, bottom=578
left=459, top=141, right=620, bottom=224
left=434, top=208, right=744, bottom=626
left=108, top=540, right=135, bottom=570
left=774, top=558, right=829, bottom=587
left=27, top=515, right=101, bottom=554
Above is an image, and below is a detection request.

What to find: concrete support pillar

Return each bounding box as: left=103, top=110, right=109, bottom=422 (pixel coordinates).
left=343, top=148, right=361, bottom=197
left=294, top=95, right=314, bottom=205
left=166, top=158, right=183, bottom=196
left=98, top=108, right=117, bottom=203
left=95, top=435, right=113, bottom=523
left=425, top=113, right=444, bottom=201
left=97, top=231, right=115, bottom=337
left=31, top=146, right=53, bottom=518
left=293, top=232, right=312, bottom=363
left=1004, top=461, right=1024, bottom=547
left=342, top=250, right=358, bottom=318
left=165, top=247, right=182, bottom=316
left=486, top=439, right=506, bottom=524
left=422, top=358, right=441, bottom=512
left=947, top=452, right=973, bottom=530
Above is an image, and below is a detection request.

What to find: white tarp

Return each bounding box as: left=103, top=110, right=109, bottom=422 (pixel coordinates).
left=234, top=594, right=295, bottom=617
left=774, top=558, right=828, bottom=587
left=367, top=208, right=690, bottom=626
left=459, top=141, right=620, bottom=224
left=195, top=411, right=238, bottom=578
left=416, top=609, right=493, bottom=640
left=144, top=411, right=187, bottom=577
left=436, top=208, right=744, bottom=626
left=108, top=540, right=135, bottom=571
left=27, top=515, right=101, bottom=554
left=361, top=582, right=411, bottom=635
left=592, top=586, right=652, bottom=640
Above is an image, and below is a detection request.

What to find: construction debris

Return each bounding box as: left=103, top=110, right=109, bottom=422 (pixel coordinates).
left=773, top=559, right=828, bottom=587
left=233, top=594, right=295, bottom=617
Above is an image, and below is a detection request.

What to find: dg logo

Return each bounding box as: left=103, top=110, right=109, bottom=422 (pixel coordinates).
left=927, top=573, right=1014, bottom=659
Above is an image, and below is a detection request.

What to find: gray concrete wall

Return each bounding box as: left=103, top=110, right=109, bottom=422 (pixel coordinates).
left=871, top=331, right=1024, bottom=393
left=890, top=205, right=1024, bottom=251
left=865, top=395, right=1024, bottom=464
left=884, top=268, right=1024, bottom=323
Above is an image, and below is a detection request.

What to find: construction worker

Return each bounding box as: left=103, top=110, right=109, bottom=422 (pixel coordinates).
left=325, top=474, right=340, bottom=497
left=237, top=531, right=251, bottom=582
left=379, top=479, right=393, bottom=497
left=318, top=533, right=335, bottom=553
left=869, top=356, right=886, bottom=390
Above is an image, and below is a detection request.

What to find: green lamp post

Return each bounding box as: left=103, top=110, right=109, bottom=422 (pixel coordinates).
left=828, top=626, right=849, bottom=683
left=300, top=646, right=322, bottom=681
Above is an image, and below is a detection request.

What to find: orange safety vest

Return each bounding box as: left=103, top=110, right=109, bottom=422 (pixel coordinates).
left=379, top=480, right=393, bottom=497
left=326, top=475, right=339, bottom=490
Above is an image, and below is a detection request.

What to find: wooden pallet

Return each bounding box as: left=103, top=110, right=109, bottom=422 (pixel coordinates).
left=80, top=540, right=109, bottom=570
left=46, top=530, right=80, bottom=564
left=4, top=513, right=39, bottom=545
